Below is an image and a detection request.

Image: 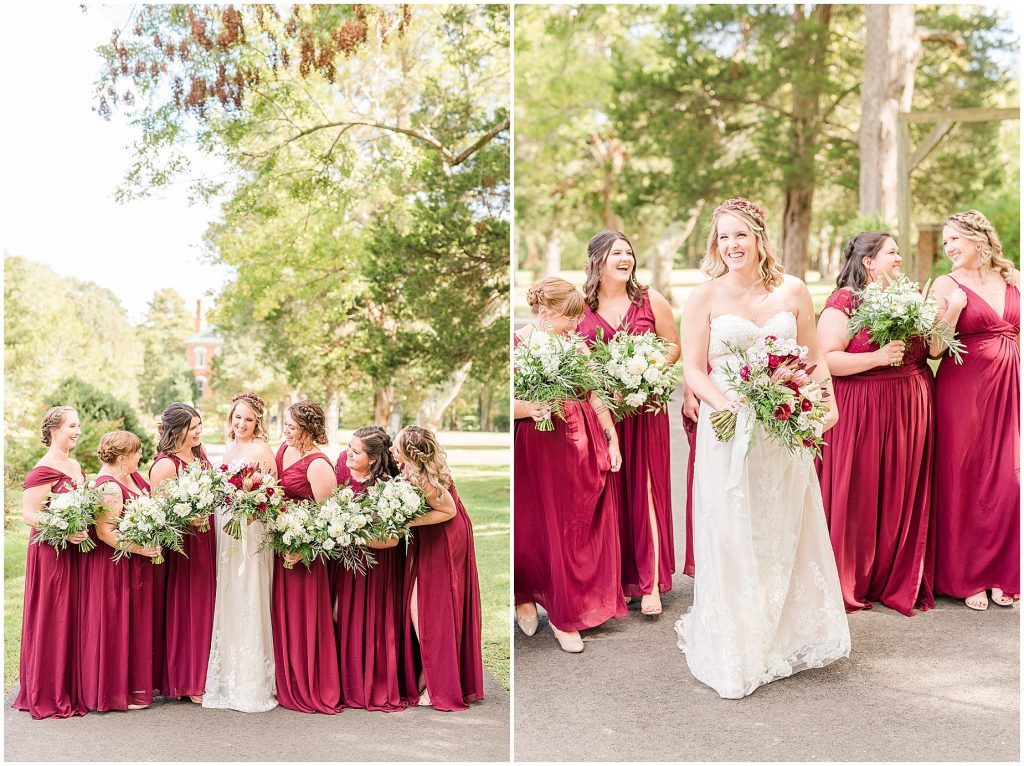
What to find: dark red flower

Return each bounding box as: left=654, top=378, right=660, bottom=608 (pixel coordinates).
left=740, top=365, right=752, bottom=381
left=801, top=397, right=813, bottom=412
left=765, top=335, right=777, bottom=341
left=267, top=487, right=275, bottom=496
left=767, top=354, right=783, bottom=369
left=220, top=464, right=229, bottom=471
left=802, top=437, right=816, bottom=448
left=774, top=403, right=792, bottom=420
left=785, top=380, right=802, bottom=393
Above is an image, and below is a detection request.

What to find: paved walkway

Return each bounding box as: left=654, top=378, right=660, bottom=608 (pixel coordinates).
left=513, top=392, right=1019, bottom=761
left=5, top=673, right=509, bottom=762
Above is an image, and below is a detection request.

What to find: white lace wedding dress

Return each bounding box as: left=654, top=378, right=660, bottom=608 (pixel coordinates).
left=675, top=311, right=850, bottom=699
left=202, top=503, right=277, bottom=712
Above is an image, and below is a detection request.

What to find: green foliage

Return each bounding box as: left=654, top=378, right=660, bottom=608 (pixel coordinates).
left=138, top=289, right=199, bottom=415
left=43, top=377, right=155, bottom=475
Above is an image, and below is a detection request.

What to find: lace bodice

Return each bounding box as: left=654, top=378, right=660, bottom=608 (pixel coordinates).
left=708, top=311, right=798, bottom=388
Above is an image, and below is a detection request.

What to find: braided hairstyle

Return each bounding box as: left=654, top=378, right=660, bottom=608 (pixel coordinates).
left=395, top=425, right=452, bottom=499
left=226, top=391, right=269, bottom=442
left=352, top=426, right=400, bottom=485
left=582, top=230, right=644, bottom=311
left=288, top=400, right=328, bottom=453
left=40, top=406, right=77, bottom=447
left=945, top=210, right=1016, bottom=286
left=97, top=431, right=142, bottom=466
left=526, top=277, right=585, bottom=318
left=836, top=231, right=893, bottom=292
left=702, top=198, right=784, bottom=290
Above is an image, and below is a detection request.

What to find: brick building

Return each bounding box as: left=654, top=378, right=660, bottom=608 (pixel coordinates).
left=185, top=300, right=222, bottom=402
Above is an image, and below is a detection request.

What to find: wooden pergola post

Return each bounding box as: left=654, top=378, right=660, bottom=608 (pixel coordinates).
left=896, top=106, right=1019, bottom=274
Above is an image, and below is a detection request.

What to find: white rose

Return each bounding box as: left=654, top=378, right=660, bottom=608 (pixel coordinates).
left=625, top=391, right=647, bottom=408
left=173, top=503, right=191, bottom=517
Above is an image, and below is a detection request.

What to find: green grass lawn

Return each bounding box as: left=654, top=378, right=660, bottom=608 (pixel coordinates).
left=3, top=461, right=510, bottom=695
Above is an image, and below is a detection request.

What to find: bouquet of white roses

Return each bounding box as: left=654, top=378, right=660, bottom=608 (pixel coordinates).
left=848, top=273, right=966, bottom=364
left=220, top=462, right=285, bottom=540
left=363, top=475, right=429, bottom=545
left=113, top=494, right=186, bottom=565
left=31, top=482, right=105, bottom=555
left=709, top=334, right=831, bottom=458
left=160, top=461, right=229, bottom=533
left=590, top=329, right=680, bottom=418
left=513, top=329, right=604, bottom=431
left=261, top=499, right=321, bottom=569
left=316, top=485, right=377, bottom=575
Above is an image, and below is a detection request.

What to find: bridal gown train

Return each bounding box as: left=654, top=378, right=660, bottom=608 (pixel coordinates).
left=203, top=503, right=277, bottom=712
left=675, top=311, right=850, bottom=699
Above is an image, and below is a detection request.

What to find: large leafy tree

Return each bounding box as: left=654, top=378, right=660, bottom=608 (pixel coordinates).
left=137, top=288, right=200, bottom=415
left=97, top=4, right=510, bottom=427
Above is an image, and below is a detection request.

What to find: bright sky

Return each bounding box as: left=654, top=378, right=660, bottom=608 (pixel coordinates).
left=1, top=4, right=233, bottom=322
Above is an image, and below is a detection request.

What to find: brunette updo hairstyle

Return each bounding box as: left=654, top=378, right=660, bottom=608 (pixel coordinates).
left=97, top=431, right=143, bottom=465
left=156, top=402, right=203, bottom=458
left=227, top=392, right=269, bottom=442
left=352, top=426, right=400, bottom=486
left=395, top=426, right=452, bottom=499
left=40, top=406, right=77, bottom=447
left=288, top=400, right=328, bottom=451
left=582, top=230, right=643, bottom=311
left=836, top=231, right=894, bottom=292
left=526, top=277, right=585, bottom=318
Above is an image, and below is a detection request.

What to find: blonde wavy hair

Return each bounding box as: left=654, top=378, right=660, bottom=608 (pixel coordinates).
left=395, top=426, right=452, bottom=499
left=945, top=210, right=1017, bottom=286
left=702, top=198, right=785, bottom=290
left=226, top=392, right=269, bottom=442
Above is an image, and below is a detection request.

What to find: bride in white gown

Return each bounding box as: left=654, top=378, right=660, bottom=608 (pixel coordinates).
left=676, top=198, right=851, bottom=699
left=203, top=392, right=277, bottom=712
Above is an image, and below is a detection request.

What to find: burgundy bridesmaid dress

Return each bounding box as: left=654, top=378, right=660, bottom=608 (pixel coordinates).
left=932, top=280, right=1020, bottom=599
left=578, top=289, right=675, bottom=597
left=682, top=409, right=697, bottom=578
left=514, top=337, right=627, bottom=630
left=271, top=443, right=342, bottom=714
left=333, top=456, right=411, bottom=711
left=79, top=473, right=156, bottom=709
left=400, top=481, right=484, bottom=711
left=149, top=451, right=216, bottom=698
left=815, top=287, right=935, bottom=615
left=13, top=466, right=88, bottom=719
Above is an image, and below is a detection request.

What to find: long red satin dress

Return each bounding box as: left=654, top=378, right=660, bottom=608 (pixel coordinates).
left=272, top=443, right=342, bottom=714
left=579, top=290, right=676, bottom=597
left=400, top=481, right=484, bottom=711
left=514, top=336, right=627, bottom=631
left=815, top=287, right=935, bottom=615
left=13, top=466, right=89, bottom=719
left=333, top=456, right=412, bottom=711
left=79, top=473, right=156, bottom=709
left=932, top=280, right=1020, bottom=599
left=682, top=408, right=697, bottom=578
left=150, top=451, right=216, bottom=698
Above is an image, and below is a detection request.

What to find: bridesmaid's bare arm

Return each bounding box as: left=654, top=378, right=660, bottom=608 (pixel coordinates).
left=793, top=280, right=838, bottom=430
left=929, top=275, right=969, bottom=357
left=307, top=459, right=338, bottom=503
left=149, top=458, right=178, bottom=496
left=21, top=483, right=52, bottom=527
left=257, top=443, right=278, bottom=477
left=649, top=288, right=681, bottom=365
left=407, top=485, right=458, bottom=527
left=817, top=307, right=904, bottom=375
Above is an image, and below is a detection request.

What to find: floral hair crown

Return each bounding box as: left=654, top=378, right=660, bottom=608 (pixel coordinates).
left=714, top=198, right=767, bottom=229
left=231, top=391, right=265, bottom=415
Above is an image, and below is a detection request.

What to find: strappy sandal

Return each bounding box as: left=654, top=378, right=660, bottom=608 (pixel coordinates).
left=991, top=588, right=1014, bottom=607
left=189, top=695, right=204, bottom=704
left=640, top=592, right=663, bottom=616
left=965, top=591, right=989, bottom=611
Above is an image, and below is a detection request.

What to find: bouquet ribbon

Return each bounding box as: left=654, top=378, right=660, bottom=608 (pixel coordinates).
left=724, top=405, right=755, bottom=497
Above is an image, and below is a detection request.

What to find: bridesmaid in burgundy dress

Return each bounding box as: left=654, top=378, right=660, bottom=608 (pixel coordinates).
left=577, top=231, right=680, bottom=615
left=14, top=406, right=89, bottom=719
left=149, top=402, right=215, bottom=703
left=80, top=431, right=161, bottom=710
left=815, top=232, right=934, bottom=615
left=333, top=426, right=411, bottom=711
left=272, top=400, right=341, bottom=714
left=514, top=278, right=626, bottom=653
left=394, top=426, right=484, bottom=711
left=930, top=210, right=1020, bottom=610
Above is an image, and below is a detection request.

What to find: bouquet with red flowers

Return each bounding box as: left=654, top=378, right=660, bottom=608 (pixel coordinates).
left=709, top=334, right=831, bottom=457
left=220, top=461, right=285, bottom=540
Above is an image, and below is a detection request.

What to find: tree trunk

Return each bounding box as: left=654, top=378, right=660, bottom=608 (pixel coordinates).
left=478, top=386, right=493, bottom=432
left=543, top=227, right=562, bottom=276
left=648, top=201, right=705, bottom=306
left=816, top=225, right=831, bottom=279
left=416, top=361, right=473, bottom=432
left=373, top=385, right=394, bottom=427
left=276, top=398, right=287, bottom=438
left=325, top=390, right=340, bottom=447
left=523, top=236, right=540, bottom=270
left=858, top=5, right=920, bottom=225
left=780, top=5, right=833, bottom=281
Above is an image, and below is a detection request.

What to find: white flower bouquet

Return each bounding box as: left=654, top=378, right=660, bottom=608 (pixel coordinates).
left=113, top=494, right=186, bottom=565
left=590, top=329, right=680, bottom=418
left=848, top=273, right=966, bottom=364
left=31, top=482, right=105, bottom=555
left=513, top=329, right=604, bottom=431
left=363, top=475, right=429, bottom=545
left=160, top=461, right=229, bottom=533
left=317, top=485, right=377, bottom=575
